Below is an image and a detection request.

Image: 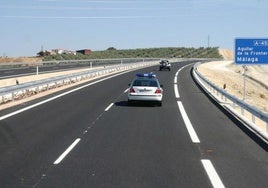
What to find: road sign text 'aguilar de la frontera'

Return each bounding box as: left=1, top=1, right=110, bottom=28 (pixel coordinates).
left=235, top=38, right=268, bottom=64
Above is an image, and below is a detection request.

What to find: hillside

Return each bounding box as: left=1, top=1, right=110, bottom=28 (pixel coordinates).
left=1, top=47, right=223, bottom=63
left=218, top=49, right=234, bottom=60
left=42, top=47, right=222, bottom=61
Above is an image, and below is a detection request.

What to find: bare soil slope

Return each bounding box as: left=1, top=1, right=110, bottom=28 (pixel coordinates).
left=219, top=49, right=234, bottom=60
left=198, top=60, right=268, bottom=112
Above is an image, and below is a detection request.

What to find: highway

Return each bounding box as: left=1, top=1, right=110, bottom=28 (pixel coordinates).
left=0, top=64, right=92, bottom=79
left=0, top=61, right=267, bottom=187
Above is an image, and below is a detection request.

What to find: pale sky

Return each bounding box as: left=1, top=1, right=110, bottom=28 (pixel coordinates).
left=0, top=0, right=267, bottom=57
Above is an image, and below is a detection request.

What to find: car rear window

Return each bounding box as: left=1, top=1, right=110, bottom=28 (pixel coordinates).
left=133, top=79, right=158, bottom=87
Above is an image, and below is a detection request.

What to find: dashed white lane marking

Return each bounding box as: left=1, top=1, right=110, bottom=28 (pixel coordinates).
left=124, top=88, right=129, bottom=93
left=105, top=103, right=114, bottom=111
left=54, top=138, right=81, bottom=165
left=201, top=159, right=225, bottom=188
left=175, top=64, right=224, bottom=188
left=174, top=70, right=179, bottom=98
left=174, top=65, right=187, bottom=98
left=177, top=101, right=200, bottom=143
left=174, top=84, right=180, bottom=99
left=174, top=75, right=177, bottom=84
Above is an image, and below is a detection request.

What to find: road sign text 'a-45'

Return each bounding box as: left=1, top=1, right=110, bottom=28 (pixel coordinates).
left=235, top=38, right=268, bottom=64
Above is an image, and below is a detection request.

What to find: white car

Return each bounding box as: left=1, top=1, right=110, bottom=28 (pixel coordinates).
left=128, top=73, right=163, bottom=106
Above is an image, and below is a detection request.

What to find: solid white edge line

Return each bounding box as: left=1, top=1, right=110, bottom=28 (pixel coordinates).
left=105, top=103, right=114, bottom=111
left=177, top=101, right=200, bottom=143
left=174, top=76, right=177, bottom=84
left=174, top=84, right=180, bottom=99
left=175, top=71, right=178, bottom=77
left=201, top=159, right=225, bottom=188
left=54, top=138, right=81, bottom=165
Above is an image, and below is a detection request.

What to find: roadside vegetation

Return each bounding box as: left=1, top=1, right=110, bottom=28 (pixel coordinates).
left=42, top=47, right=222, bottom=61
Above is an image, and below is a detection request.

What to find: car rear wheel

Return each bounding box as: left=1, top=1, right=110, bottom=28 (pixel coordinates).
left=128, top=100, right=133, bottom=106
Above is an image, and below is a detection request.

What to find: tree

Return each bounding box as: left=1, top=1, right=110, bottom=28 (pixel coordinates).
left=107, top=47, right=117, bottom=51
left=37, top=51, right=45, bottom=57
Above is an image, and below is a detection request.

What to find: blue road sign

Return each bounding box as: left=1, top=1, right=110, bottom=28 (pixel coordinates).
left=235, top=38, right=268, bottom=64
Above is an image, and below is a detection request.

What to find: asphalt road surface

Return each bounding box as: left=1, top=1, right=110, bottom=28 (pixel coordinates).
left=0, top=61, right=267, bottom=187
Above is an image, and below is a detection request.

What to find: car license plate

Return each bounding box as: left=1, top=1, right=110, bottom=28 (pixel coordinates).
left=139, top=89, right=151, bottom=92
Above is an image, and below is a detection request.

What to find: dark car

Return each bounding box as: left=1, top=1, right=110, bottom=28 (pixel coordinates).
left=159, top=60, right=171, bottom=71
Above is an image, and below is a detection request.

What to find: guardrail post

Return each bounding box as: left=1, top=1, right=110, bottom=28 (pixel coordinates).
left=241, top=107, right=244, bottom=116
left=26, top=89, right=29, bottom=97
left=36, top=66, right=39, bottom=75
left=12, top=92, right=15, bottom=101
left=252, top=115, right=255, bottom=124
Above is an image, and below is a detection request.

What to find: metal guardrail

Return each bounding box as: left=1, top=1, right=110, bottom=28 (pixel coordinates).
left=0, top=58, right=218, bottom=69
left=0, top=58, right=160, bottom=69
left=0, top=60, right=158, bottom=104
left=193, top=62, right=268, bottom=140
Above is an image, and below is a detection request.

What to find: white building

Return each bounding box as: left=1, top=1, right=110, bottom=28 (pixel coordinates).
left=52, top=49, right=77, bottom=55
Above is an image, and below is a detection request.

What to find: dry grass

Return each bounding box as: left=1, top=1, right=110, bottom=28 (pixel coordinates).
left=0, top=57, right=42, bottom=63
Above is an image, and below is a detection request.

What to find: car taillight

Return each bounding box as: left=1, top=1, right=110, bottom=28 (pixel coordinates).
left=129, top=87, right=135, bottom=93
left=155, top=88, right=162, bottom=94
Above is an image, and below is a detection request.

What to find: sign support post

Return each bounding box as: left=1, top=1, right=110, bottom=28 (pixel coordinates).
left=242, top=65, right=247, bottom=101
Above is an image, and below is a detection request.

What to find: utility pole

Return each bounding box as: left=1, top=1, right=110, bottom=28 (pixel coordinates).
left=207, top=35, right=210, bottom=48
left=207, top=35, right=210, bottom=58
